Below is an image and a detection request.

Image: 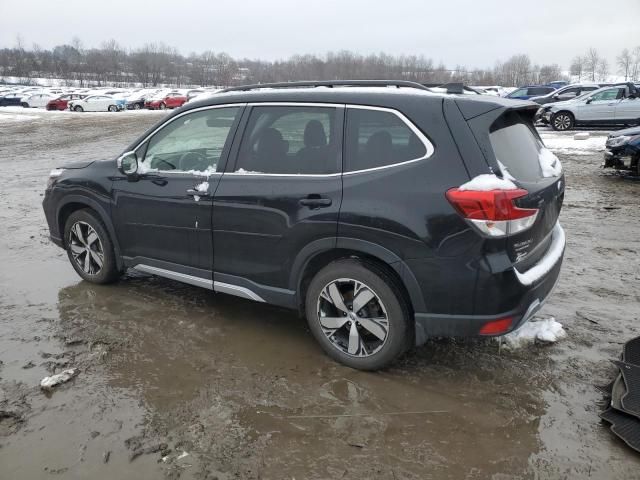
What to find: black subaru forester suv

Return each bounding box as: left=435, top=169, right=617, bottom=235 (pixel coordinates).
left=43, top=80, right=566, bottom=370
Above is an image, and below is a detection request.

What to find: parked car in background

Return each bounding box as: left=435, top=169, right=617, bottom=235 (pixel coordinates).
left=21, top=92, right=56, bottom=108
left=0, top=92, right=25, bottom=107
left=603, top=124, right=640, bottom=174
left=42, top=80, right=565, bottom=370
left=125, top=91, right=149, bottom=110
left=531, top=83, right=601, bottom=106
left=505, top=85, right=556, bottom=100
left=46, top=94, right=87, bottom=111
left=68, top=95, right=123, bottom=112
left=542, top=83, right=640, bottom=131
left=186, top=89, right=205, bottom=100
left=145, top=92, right=188, bottom=110
left=547, top=81, right=568, bottom=89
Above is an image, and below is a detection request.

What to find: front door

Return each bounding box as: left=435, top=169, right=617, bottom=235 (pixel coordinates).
left=213, top=104, right=344, bottom=294
left=112, top=105, right=243, bottom=279
left=574, top=87, right=623, bottom=122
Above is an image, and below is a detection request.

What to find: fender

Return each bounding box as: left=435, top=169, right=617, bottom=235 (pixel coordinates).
left=289, top=237, right=426, bottom=313
left=56, top=194, right=124, bottom=271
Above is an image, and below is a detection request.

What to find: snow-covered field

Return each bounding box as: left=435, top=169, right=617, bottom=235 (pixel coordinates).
left=0, top=105, right=167, bottom=122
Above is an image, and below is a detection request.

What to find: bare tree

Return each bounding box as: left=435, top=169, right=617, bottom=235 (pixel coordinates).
left=632, top=46, right=640, bottom=82
left=570, top=55, right=585, bottom=82
left=585, top=48, right=601, bottom=82
left=617, top=48, right=633, bottom=81
left=597, top=59, right=609, bottom=82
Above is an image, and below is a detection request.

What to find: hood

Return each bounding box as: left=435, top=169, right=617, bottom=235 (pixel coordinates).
left=59, top=160, right=96, bottom=169
left=609, top=125, right=640, bottom=138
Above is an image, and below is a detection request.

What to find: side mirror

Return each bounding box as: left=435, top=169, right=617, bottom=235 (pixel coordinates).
left=585, top=98, right=593, bottom=104
left=552, top=94, right=559, bottom=99
left=117, top=151, right=138, bottom=175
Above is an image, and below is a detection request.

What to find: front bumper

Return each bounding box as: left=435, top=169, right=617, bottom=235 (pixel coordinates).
left=414, top=223, right=565, bottom=343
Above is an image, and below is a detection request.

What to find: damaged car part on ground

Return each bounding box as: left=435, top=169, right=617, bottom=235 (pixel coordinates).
left=42, top=80, right=566, bottom=370
left=599, top=336, right=640, bottom=454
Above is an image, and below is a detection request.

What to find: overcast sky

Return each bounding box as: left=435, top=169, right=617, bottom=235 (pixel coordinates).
left=1, top=0, right=638, bottom=69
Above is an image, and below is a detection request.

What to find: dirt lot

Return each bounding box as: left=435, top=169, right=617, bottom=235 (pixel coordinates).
left=0, top=108, right=639, bottom=479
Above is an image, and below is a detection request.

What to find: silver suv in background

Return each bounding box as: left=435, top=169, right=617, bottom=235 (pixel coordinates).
left=530, top=83, right=602, bottom=106
left=538, top=83, right=640, bottom=131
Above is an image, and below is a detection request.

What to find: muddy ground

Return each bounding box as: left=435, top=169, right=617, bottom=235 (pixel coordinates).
left=0, top=108, right=639, bottom=479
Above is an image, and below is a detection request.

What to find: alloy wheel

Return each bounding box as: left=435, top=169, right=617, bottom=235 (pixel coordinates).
left=316, top=278, right=389, bottom=357
left=68, top=221, right=104, bottom=276
left=554, top=114, right=571, bottom=131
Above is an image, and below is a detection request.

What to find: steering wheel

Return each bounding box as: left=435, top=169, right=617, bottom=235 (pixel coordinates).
left=178, top=151, right=209, bottom=171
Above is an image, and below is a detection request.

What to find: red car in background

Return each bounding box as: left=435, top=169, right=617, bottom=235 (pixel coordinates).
left=46, top=94, right=86, bottom=111
left=145, top=92, right=187, bottom=110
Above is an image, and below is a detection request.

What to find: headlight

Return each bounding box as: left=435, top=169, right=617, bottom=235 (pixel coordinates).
left=607, top=135, right=631, bottom=148
left=47, top=168, right=64, bottom=189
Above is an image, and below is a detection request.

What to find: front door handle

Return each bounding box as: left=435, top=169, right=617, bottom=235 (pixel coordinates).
left=187, top=189, right=210, bottom=197
left=299, top=195, right=332, bottom=208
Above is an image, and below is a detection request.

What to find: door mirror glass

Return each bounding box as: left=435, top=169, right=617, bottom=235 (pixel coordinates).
left=118, top=151, right=138, bottom=175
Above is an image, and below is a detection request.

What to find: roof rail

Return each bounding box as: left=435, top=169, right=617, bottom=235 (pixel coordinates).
left=218, top=80, right=434, bottom=94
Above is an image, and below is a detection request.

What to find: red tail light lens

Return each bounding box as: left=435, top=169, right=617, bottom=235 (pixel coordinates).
left=446, top=188, right=538, bottom=237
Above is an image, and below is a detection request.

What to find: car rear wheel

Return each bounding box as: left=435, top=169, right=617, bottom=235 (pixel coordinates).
left=74, top=105, right=83, bottom=112
left=64, top=209, right=120, bottom=284
left=305, top=259, right=411, bottom=370
left=551, top=112, right=574, bottom=131
left=108, top=105, right=117, bottom=112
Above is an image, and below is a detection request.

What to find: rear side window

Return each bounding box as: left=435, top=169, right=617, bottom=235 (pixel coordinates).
left=489, top=111, right=544, bottom=182
left=235, top=106, right=339, bottom=174
left=344, top=108, right=428, bottom=172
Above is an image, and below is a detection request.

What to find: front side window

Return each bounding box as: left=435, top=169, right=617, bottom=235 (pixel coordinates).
left=142, top=106, right=240, bottom=173
left=509, top=88, right=527, bottom=97
left=590, top=88, right=623, bottom=102
left=235, top=106, right=339, bottom=174
left=344, top=108, right=428, bottom=172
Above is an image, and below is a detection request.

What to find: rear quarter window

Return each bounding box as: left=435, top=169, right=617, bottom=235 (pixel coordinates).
left=344, top=108, right=430, bottom=172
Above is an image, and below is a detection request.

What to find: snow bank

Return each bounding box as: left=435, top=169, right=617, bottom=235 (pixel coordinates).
left=499, top=317, right=566, bottom=348
left=538, top=148, right=563, bottom=178
left=458, top=173, right=517, bottom=191
left=538, top=130, right=607, bottom=155
left=0, top=113, right=38, bottom=123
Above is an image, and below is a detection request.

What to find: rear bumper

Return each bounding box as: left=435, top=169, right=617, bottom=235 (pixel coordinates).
left=414, top=223, right=565, bottom=343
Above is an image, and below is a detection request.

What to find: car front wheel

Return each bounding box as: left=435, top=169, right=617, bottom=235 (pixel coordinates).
left=551, top=112, right=574, bottom=131
left=74, top=105, right=83, bottom=112
left=305, top=259, right=411, bottom=370
left=64, top=209, right=120, bottom=284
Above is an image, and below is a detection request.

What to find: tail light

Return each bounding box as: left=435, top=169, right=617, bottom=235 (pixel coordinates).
left=479, top=316, right=513, bottom=335
left=446, top=188, right=538, bottom=237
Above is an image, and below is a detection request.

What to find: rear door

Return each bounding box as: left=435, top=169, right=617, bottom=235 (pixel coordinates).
left=111, top=105, right=243, bottom=278
left=487, top=110, right=564, bottom=266
left=615, top=97, right=640, bottom=122
left=213, top=103, right=343, bottom=292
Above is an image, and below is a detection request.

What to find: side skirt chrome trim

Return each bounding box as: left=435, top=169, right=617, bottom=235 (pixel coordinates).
left=132, top=264, right=266, bottom=302
left=213, top=281, right=266, bottom=302
left=133, top=264, right=213, bottom=290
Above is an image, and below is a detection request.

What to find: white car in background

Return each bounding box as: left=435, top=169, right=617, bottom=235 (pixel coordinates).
left=21, top=92, right=56, bottom=108
left=68, top=95, right=123, bottom=112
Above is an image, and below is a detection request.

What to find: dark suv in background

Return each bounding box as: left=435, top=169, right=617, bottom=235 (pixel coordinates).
left=43, top=80, right=566, bottom=370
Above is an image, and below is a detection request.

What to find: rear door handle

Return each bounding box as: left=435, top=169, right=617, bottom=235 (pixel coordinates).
left=299, top=195, right=332, bottom=208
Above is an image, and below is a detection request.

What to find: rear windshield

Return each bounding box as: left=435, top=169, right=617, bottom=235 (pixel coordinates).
left=489, top=111, right=543, bottom=182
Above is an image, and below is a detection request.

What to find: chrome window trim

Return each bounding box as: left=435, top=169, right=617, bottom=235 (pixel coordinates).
left=129, top=101, right=435, bottom=179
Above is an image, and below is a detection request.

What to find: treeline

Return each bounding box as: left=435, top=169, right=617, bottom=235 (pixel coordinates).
left=1, top=36, right=639, bottom=88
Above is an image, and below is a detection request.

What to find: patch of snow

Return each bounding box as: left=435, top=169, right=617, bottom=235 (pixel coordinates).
left=574, top=132, right=590, bottom=140
left=538, top=130, right=607, bottom=155
left=0, top=113, right=38, bottom=123
left=538, top=148, right=563, bottom=178
left=497, top=160, right=516, bottom=182
left=514, top=223, right=565, bottom=286
left=499, top=317, right=566, bottom=348
left=40, top=368, right=78, bottom=390
left=177, top=451, right=189, bottom=460
left=195, top=181, right=209, bottom=193
left=458, top=173, right=517, bottom=191
left=235, top=168, right=263, bottom=174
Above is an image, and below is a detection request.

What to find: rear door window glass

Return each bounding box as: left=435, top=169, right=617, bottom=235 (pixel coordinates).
left=234, top=106, right=340, bottom=174
left=344, top=108, right=427, bottom=172
left=489, top=111, right=544, bottom=182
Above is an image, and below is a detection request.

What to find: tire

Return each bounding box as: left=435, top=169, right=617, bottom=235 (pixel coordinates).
left=108, top=105, right=117, bottom=112
left=305, top=259, right=412, bottom=370
left=74, top=105, right=83, bottom=112
left=63, top=209, right=120, bottom=284
left=21, top=102, right=29, bottom=108
left=134, top=103, right=141, bottom=110
left=551, top=111, right=574, bottom=131
left=159, top=102, right=166, bottom=110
